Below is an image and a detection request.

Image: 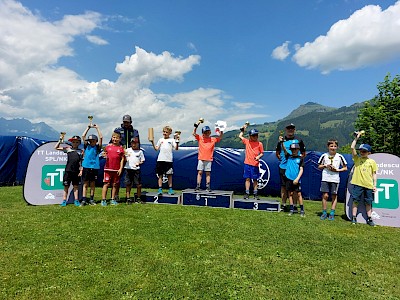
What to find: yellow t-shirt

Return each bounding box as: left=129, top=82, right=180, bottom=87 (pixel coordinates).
left=350, top=155, right=378, bottom=189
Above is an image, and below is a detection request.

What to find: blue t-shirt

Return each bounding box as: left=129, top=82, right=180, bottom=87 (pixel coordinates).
left=285, top=155, right=304, bottom=181
left=82, top=144, right=101, bottom=169
left=276, top=135, right=305, bottom=169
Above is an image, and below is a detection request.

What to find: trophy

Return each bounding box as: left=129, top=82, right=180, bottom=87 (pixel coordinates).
left=60, top=132, right=66, bottom=143
left=195, top=117, right=204, bottom=127
left=174, top=130, right=181, bottom=142
left=279, top=130, right=284, bottom=136
left=148, top=128, right=154, bottom=141
left=328, top=155, right=334, bottom=165
left=353, top=130, right=365, bottom=137
left=88, top=115, right=94, bottom=127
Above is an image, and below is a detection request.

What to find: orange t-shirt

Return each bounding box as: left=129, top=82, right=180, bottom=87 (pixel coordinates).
left=195, top=134, right=220, bottom=161
left=242, top=138, right=264, bottom=166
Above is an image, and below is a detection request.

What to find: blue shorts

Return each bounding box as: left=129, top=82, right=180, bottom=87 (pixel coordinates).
left=351, top=184, right=374, bottom=205
left=243, top=164, right=260, bottom=180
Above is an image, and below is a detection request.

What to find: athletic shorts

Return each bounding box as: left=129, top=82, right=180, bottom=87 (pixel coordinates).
left=351, top=184, right=374, bottom=205
left=197, top=160, right=212, bottom=172
left=320, top=181, right=339, bottom=195
left=286, top=179, right=301, bottom=192
left=279, top=168, right=288, bottom=187
left=156, top=161, right=173, bottom=176
left=124, top=169, right=141, bottom=186
left=63, top=171, right=80, bottom=186
left=103, top=170, right=121, bottom=185
left=82, top=168, right=98, bottom=182
left=243, top=164, right=260, bottom=180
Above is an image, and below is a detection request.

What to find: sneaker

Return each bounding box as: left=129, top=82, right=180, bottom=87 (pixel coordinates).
left=300, top=210, right=305, bottom=217
left=243, top=193, right=250, bottom=200
left=126, top=198, right=133, bottom=205
left=110, top=200, right=118, bottom=206
left=80, top=201, right=86, bottom=207
left=328, top=214, right=335, bottom=221
left=320, top=212, right=328, bottom=220
left=158, top=188, right=163, bottom=195
left=206, top=187, right=212, bottom=192
left=89, top=200, right=96, bottom=206
left=280, top=204, right=286, bottom=212
left=168, top=189, right=175, bottom=195
left=74, top=200, right=80, bottom=207
left=253, top=194, right=260, bottom=200
left=60, top=200, right=67, bottom=207
left=194, top=186, right=200, bottom=191
left=288, top=210, right=294, bottom=216
left=351, top=217, right=357, bottom=225
left=293, top=206, right=298, bottom=214
left=101, top=200, right=107, bottom=207
left=367, top=219, right=376, bottom=227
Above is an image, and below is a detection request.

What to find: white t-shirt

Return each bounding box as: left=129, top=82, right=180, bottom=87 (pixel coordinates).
left=125, top=148, right=145, bottom=170
left=318, top=152, right=347, bottom=183
left=156, top=137, right=177, bottom=162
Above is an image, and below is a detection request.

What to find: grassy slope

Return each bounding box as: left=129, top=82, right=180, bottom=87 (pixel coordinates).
left=1, top=186, right=399, bottom=300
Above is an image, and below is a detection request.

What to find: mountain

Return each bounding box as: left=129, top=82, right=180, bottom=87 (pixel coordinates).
left=182, top=101, right=364, bottom=152
left=0, top=117, right=59, bottom=140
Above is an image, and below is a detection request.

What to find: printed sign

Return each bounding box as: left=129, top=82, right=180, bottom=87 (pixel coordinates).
left=23, top=142, right=80, bottom=205
left=345, top=153, right=400, bottom=227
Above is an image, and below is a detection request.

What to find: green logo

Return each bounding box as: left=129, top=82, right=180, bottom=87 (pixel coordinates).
left=41, top=165, right=65, bottom=190
left=374, top=179, right=399, bottom=209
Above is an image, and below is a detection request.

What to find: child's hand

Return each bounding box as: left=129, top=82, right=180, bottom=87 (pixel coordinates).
left=293, top=179, right=298, bottom=185
left=279, top=136, right=284, bottom=142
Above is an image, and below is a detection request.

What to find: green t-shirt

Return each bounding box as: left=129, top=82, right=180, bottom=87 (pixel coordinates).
left=351, top=155, right=378, bottom=189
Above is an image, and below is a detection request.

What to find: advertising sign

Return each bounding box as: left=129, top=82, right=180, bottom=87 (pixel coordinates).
left=345, top=153, right=400, bottom=227
left=23, top=142, right=80, bottom=205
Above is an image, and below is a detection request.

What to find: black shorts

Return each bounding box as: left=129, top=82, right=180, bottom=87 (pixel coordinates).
left=82, top=168, right=98, bottom=182
left=286, top=179, right=301, bottom=192
left=279, top=168, right=288, bottom=187
left=124, top=169, right=141, bottom=186
left=63, top=171, right=80, bottom=186
left=156, top=161, right=173, bottom=176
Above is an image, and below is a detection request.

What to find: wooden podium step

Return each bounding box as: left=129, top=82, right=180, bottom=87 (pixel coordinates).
left=181, top=189, right=233, bottom=208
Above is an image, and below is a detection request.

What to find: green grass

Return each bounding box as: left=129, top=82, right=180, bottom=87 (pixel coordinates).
left=1, top=186, right=399, bottom=299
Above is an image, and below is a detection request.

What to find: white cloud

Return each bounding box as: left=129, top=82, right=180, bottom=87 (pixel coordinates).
left=292, top=2, right=400, bottom=73
left=271, top=41, right=291, bottom=61
left=0, top=0, right=265, bottom=142
left=86, top=35, right=108, bottom=45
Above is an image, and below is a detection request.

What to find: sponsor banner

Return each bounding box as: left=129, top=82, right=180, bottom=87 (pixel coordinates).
left=23, top=142, right=80, bottom=205
left=345, top=153, right=400, bottom=227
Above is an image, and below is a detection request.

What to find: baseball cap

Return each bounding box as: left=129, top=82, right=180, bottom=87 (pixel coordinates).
left=286, top=123, right=295, bottom=129
left=290, top=143, right=300, bottom=149
left=358, top=144, right=372, bottom=152
left=68, top=135, right=81, bottom=142
left=202, top=126, right=211, bottom=133
left=86, top=134, right=98, bottom=141
left=249, top=129, right=259, bottom=136
left=130, top=137, right=138, bottom=143
left=123, top=114, right=132, bottom=122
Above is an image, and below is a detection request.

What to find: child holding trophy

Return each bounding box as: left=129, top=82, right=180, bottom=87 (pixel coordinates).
left=317, top=139, right=348, bottom=220
left=80, top=116, right=103, bottom=206
left=54, top=133, right=83, bottom=207
left=238, top=122, right=264, bottom=200
left=350, top=131, right=378, bottom=226
left=149, top=126, right=179, bottom=195
left=124, top=138, right=145, bottom=204
left=192, top=118, right=223, bottom=192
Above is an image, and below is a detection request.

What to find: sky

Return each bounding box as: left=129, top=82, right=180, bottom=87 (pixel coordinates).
left=1, top=0, right=400, bottom=142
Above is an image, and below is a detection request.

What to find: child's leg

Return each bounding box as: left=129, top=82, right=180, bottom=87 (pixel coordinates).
left=111, top=183, right=119, bottom=200
left=90, top=181, right=96, bottom=198
left=331, top=194, right=338, bottom=211
left=245, top=178, right=251, bottom=193
left=137, top=184, right=142, bottom=201
left=205, top=171, right=211, bottom=185
left=63, top=186, right=69, bottom=201
left=352, top=202, right=358, bottom=219
left=82, top=181, right=89, bottom=198
left=321, top=192, right=329, bottom=210
left=102, top=183, right=109, bottom=200
left=158, top=176, right=163, bottom=189
left=289, top=191, right=294, bottom=205
left=365, top=203, right=372, bottom=218
left=252, top=179, right=258, bottom=192
left=197, top=170, right=203, bottom=186
left=126, top=184, right=132, bottom=199
left=168, top=174, right=173, bottom=188
left=73, top=185, right=79, bottom=200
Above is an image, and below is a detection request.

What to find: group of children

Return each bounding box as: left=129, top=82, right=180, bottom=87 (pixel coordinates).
left=55, top=117, right=378, bottom=226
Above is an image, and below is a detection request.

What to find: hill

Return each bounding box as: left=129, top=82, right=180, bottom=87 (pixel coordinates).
left=182, top=101, right=364, bottom=152
left=0, top=117, right=59, bottom=140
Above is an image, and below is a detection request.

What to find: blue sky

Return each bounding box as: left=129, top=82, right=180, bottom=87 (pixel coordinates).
left=1, top=0, right=399, bottom=141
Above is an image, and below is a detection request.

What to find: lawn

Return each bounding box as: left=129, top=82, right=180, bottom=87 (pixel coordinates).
left=0, top=186, right=399, bottom=299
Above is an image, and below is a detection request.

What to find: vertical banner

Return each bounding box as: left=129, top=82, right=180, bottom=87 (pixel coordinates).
left=23, top=142, right=79, bottom=205
left=345, top=153, right=400, bottom=227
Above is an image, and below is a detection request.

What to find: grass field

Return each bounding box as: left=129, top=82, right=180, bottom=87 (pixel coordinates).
left=1, top=186, right=399, bottom=299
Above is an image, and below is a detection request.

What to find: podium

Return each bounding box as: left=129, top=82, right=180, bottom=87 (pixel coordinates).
left=182, top=189, right=233, bottom=208
left=144, top=192, right=181, bottom=205
left=234, top=198, right=280, bottom=212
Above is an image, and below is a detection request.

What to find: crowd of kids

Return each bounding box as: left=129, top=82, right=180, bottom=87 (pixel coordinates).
left=56, top=116, right=378, bottom=226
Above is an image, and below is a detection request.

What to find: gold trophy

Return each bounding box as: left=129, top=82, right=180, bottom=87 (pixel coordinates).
left=60, top=132, right=66, bottom=143
left=279, top=130, right=284, bottom=136
left=148, top=128, right=154, bottom=141
left=174, top=130, right=181, bottom=142
left=353, top=130, right=365, bottom=137
left=88, top=115, right=94, bottom=127
left=328, top=155, right=334, bottom=165
left=195, top=117, right=204, bottom=127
